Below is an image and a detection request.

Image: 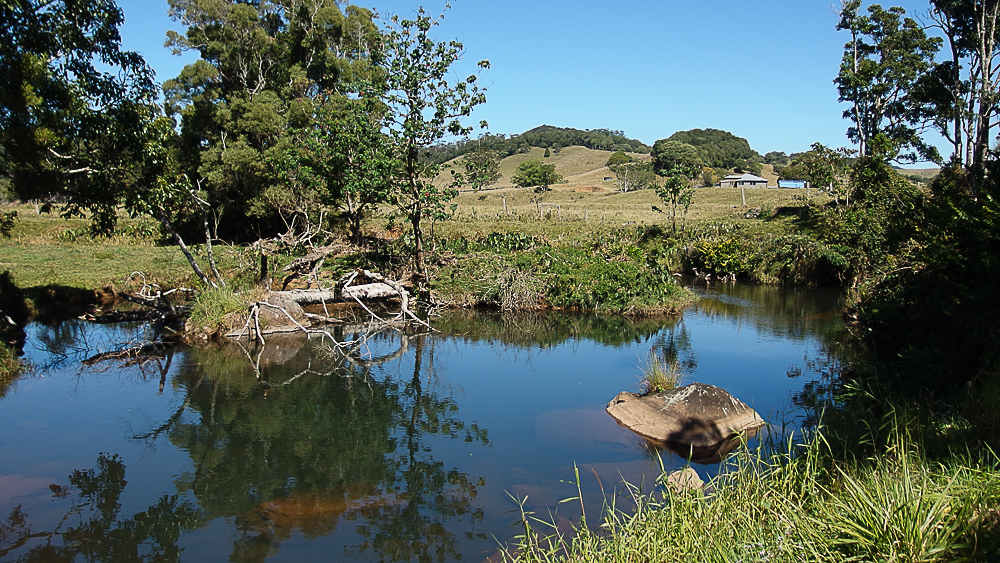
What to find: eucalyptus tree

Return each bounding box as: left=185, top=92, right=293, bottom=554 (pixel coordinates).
left=918, top=0, right=1000, bottom=188
left=835, top=1, right=941, bottom=163
left=162, top=0, right=380, bottom=241
left=377, top=6, right=489, bottom=292
left=0, top=0, right=156, bottom=232
left=606, top=151, right=656, bottom=193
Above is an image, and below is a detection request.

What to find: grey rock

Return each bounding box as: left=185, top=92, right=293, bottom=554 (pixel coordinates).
left=606, top=382, right=765, bottom=464
left=260, top=293, right=309, bottom=329
left=666, top=467, right=704, bottom=494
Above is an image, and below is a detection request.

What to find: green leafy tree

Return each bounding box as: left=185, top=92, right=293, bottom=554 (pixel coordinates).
left=650, top=139, right=703, bottom=172
left=802, top=143, right=857, bottom=206
left=451, top=146, right=502, bottom=192
left=272, top=83, right=396, bottom=242
left=512, top=159, right=562, bottom=192
left=835, top=1, right=942, bottom=163
left=0, top=0, right=156, bottom=232
left=819, top=156, right=922, bottom=289
left=162, top=0, right=379, bottom=241
left=378, top=7, right=488, bottom=293
left=656, top=165, right=698, bottom=232
left=606, top=151, right=656, bottom=193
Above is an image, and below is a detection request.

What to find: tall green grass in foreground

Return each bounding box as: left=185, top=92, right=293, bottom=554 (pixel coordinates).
left=504, top=425, right=1000, bottom=563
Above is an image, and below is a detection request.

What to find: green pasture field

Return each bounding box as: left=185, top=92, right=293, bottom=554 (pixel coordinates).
left=0, top=203, right=205, bottom=290
left=437, top=185, right=825, bottom=243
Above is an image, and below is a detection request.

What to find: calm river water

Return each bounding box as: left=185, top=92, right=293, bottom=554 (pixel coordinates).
left=0, top=283, right=845, bottom=563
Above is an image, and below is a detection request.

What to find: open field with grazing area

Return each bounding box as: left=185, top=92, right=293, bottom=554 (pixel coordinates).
left=443, top=185, right=821, bottom=240
left=0, top=204, right=204, bottom=290
left=0, top=142, right=829, bottom=294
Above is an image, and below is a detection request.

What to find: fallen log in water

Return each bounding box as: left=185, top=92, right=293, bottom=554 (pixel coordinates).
left=82, top=341, right=174, bottom=366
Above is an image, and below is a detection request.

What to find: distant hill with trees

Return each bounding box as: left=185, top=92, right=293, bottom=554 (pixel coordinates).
left=651, top=129, right=762, bottom=174
left=425, top=125, right=651, bottom=164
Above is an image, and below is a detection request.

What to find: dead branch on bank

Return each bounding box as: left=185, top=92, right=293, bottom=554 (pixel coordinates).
left=81, top=341, right=174, bottom=367
left=79, top=273, right=196, bottom=332
left=235, top=269, right=435, bottom=364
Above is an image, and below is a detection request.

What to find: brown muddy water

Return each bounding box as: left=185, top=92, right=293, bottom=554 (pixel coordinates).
left=0, top=283, right=846, bottom=563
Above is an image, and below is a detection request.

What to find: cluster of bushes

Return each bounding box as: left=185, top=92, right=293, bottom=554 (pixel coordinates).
left=431, top=231, right=692, bottom=314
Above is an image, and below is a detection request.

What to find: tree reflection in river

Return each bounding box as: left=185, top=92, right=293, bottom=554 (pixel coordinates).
left=0, top=454, right=202, bottom=562
left=134, top=332, right=490, bottom=563
left=435, top=309, right=673, bottom=348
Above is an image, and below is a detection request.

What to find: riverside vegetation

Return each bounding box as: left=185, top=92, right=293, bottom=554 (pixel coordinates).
left=4, top=152, right=1000, bottom=560
left=3, top=0, right=1000, bottom=560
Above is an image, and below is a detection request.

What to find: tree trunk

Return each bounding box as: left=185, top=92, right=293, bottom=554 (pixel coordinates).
left=156, top=211, right=217, bottom=288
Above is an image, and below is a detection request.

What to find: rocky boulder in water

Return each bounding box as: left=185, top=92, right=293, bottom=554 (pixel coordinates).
left=606, top=382, right=765, bottom=464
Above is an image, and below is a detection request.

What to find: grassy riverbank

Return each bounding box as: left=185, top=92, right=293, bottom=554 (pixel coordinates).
left=505, top=411, right=1000, bottom=563
left=3, top=175, right=999, bottom=561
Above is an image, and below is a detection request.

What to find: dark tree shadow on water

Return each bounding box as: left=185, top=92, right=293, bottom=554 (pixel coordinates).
left=120, top=331, right=493, bottom=563
left=0, top=453, right=203, bottom=562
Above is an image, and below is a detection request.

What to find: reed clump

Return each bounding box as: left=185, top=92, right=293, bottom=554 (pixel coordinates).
left=638, top=349, right=686, bottom=395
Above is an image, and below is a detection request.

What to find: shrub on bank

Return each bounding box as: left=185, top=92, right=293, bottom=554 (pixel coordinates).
left=432, top=234, right=692, bottom=314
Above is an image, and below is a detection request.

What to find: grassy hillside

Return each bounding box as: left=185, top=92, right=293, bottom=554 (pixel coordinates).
left=442, top=146, right=649, bottom=192
left=433, top=146, right=821, bottom=243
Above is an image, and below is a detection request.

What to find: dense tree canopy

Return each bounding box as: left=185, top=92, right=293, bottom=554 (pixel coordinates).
left=652, top=129, right=761, bottom=174
left=0, top=0, right=157, bottom=231
left=424, top=125, right=650, bottom=164
left=162, top=0, right=380, bottom=240
left=835, top=1, right=941, bottom=163
left=512, top=159, right=561, bottom=192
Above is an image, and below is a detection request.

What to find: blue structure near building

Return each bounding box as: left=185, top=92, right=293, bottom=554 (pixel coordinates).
left=778, top=180, right=809, bottom=189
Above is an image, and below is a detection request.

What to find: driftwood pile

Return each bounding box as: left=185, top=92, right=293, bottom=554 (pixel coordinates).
left=78, top=268, right=426, bottom=370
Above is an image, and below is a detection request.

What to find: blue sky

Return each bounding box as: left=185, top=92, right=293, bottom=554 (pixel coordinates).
left=116, top=0, right=941, bottom=160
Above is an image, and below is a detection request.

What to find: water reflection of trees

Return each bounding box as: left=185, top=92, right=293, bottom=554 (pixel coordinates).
left=435, top=309, right=674, bottom=348
left=140, top=332, right=490, bottom=563
left=693, top=283, right=848, bottom=344
left=651, top=317, right=697, bottom=374
left=0, top=454, right=202, bottom=562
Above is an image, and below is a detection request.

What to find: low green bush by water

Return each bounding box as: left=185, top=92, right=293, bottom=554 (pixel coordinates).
left=433, top=238, right=693, bottom=314
left=187, top=287, right=261, bottom=333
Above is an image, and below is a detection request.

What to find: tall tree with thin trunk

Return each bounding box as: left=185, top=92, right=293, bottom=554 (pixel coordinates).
left=917, top=0, right=1000, bottom=190
left=378, top=6, right=488, bottom=295
left=835, top=1, right=941, bottom=163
